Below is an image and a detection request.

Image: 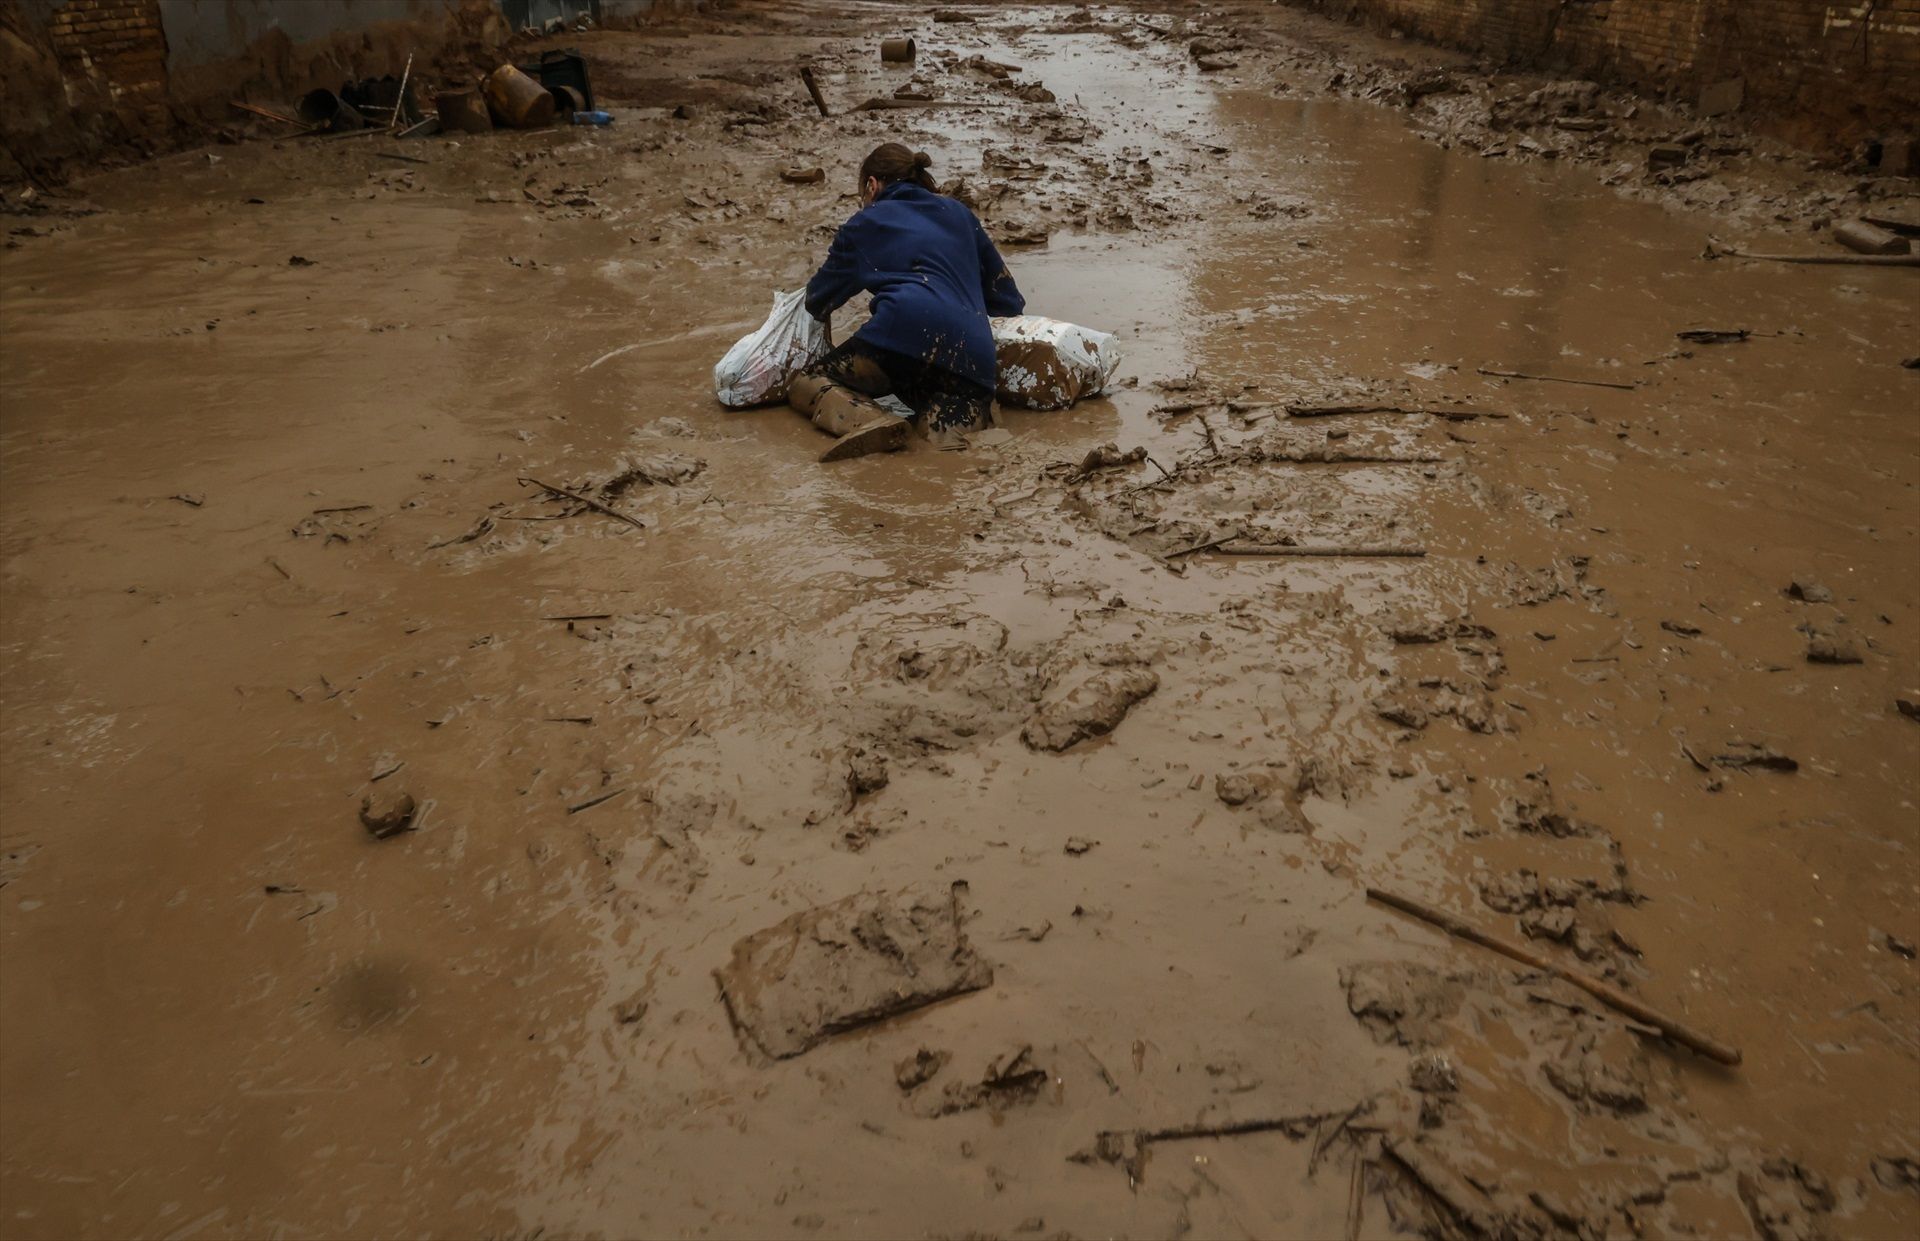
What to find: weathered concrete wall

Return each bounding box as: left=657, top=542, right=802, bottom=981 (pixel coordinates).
left=1290, top=0, right=1920, bottom=147
left=1, top=0, right=695, bottom=181
left=0, top=0, right=510, bottom=182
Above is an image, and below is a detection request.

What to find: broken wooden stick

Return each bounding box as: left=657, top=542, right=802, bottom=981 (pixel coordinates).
left=851, top=97, right=1013, bottom=112
left=228, top=100, right=317, bottom=130
left=1082, top=1111, right=1340, bottom=1184
left=516, top=476, right=646, bottom=532
left=798, top=66, right=831, bottom=117
left=1216, top=544, right=1427, bottom=558
left=1383, top=1137, right=1501, bottom=1235
left=427, top=513, right=496, bottom=548
left=1165, top=531, right=1241, bottom=559
left=1287, top=403, right=1501, bottom=422
left=1365, top=887, right=1742, bottom=1066
left=1476, top=367, right=1636, bottom=391
left=1704, top=238, right=1920, bottom=268
left=567, top=788, right=626, bottom=814
left=390, top=53, right=413, bottom=133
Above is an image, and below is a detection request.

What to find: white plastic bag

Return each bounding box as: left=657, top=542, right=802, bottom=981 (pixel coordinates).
left=713, top=289, right=828, bottom=408
left=991, top=316, right=1123, bottom=411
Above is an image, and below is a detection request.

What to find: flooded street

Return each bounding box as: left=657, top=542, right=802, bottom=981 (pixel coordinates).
left=3, top=2, right=1917, bottom=1238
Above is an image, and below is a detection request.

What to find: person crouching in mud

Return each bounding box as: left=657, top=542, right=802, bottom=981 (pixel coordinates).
left=789, top=143, right=1026, bottom=461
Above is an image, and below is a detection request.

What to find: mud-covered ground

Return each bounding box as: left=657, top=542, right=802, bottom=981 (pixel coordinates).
left=3, top=3, right=1918, bottom=1239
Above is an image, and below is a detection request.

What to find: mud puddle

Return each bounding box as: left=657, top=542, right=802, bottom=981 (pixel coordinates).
left=2, top=3, right=1916, bottom=1239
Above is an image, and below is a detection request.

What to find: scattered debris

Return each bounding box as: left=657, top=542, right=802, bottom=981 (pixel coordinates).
left=1807, top=632, right=1863, bottom=665
left=359, top=788, right=417, bottom=839
left=894, top=1046, right=950, bottom=1091
left=1366, top=887, right=1742, bottom=1065
left=1076, top=1111, right=1342, bottom=1185
left=1216, top=543, right=1427, bottom=558
left=1477, top=366, right=1636, bottom=391
left=1786, top=576, right=1834, bottom=603
left=715, top=882, right=992, bottom=1059
left=1383, top=1136, right=1503, bottom=1236
left=1713, top=741, right=1798, bottom=773
left=923, top=1045, right=1049, bottom=1115
left=517, top=476, right=646, bottom=531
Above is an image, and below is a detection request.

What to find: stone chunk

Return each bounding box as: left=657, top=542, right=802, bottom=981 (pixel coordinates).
left=1022, top=666, right=1158, bottom=752
left=1647, top=143, right=1689, bottom=172
left=716, top=882, right=992, bottom=1059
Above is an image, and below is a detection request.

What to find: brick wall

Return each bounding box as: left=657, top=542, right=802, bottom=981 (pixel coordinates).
left=44, top=0, right=170, bottom=131
left=1293, top=0, right=1920, bottom=146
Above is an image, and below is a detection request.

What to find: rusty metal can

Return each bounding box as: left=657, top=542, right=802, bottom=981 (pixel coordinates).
left=484, top=64, right=557, bottom=129
left=880, top=37, right=916, bottom=63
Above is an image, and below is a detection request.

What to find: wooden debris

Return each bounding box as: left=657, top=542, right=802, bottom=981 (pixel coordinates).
left=1704, top=238, right=1920, bottom=267
left=517, top=476, right=646, bottom=531
left=389, top=53, right=413, bottom=133
left=1383, top=1137, right=1502, bottom=1235
left=429, top=513, right=496, bottom=548
left=1078, top=1111, right=1340, bottom=1184
left=567, top=788, right=627, bottom=814
left=1165, top=531, right=1241, bottom=559
left=1365, top=887, right=1742, bottom=1065
left=228, top=100, right=317, bottom=131
left=1477, top=367, right=1636, bottom=391
left=798, top=65, right=831, bottom=117
left=1287, top=403, right=1501, bottom=421
left=1216, top=544, right=1427, bottom=558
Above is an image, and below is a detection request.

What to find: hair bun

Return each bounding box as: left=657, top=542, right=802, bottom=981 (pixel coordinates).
left=912, top=150, right=932, bottom=169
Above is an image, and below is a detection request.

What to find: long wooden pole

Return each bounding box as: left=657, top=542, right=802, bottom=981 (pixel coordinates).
left=1365, top=887, right=1742, bottom=1066
left=1217, top=544, right=1427, bottom=558
left=798, top=66, right=831, bottom=117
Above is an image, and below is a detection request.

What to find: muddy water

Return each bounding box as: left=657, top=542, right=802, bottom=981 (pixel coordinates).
left=3, top=3, right=1917, bottom=1239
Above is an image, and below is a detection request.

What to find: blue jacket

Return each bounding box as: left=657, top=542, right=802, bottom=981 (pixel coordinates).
left=805, top=182, right=1025, bottom=390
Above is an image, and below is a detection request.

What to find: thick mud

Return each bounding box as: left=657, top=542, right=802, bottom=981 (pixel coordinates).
left=3, top=3, right=1917, bottom=1239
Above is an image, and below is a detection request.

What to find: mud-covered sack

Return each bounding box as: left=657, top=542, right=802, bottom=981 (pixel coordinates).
left=714, top=289, right=828, bottom=408
left=991, top=315, right=1122, bottom=411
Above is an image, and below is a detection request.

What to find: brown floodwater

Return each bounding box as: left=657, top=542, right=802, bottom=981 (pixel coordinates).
left=3, top=3, right=1916, bottom=1239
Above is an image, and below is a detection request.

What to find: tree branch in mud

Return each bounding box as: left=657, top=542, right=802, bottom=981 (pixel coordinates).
left=1365, top=887, right=1742, bottom=1066
left=1703, top=237, right=1920, bottom=267
left=1215, top=544, right=1428, bottom=558
left=1074, top=1110, right=1344, bottom=1186
left=516, top=476, right=646, bottom=532
left=1382, top=1137, right=1503, bottom=1237
left=1286, top=403, right=1505, bottom=421
left=1476, top=367, right=1637, bottom=391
